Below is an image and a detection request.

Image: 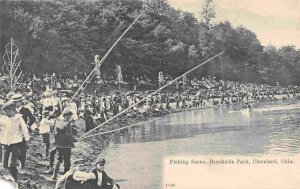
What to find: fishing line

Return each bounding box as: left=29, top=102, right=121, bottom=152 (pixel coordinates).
left=81, top=117, right=161, bottom=139
left=79, top=51, right=225, bottom=139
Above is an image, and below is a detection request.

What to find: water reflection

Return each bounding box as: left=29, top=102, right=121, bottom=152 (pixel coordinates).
left=111, top=101, right=300, bottom=155
left=101, top=101, right=300, bottom=189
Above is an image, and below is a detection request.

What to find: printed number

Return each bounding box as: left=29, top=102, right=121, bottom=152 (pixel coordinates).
left=166, top=183, right=175, bottom=187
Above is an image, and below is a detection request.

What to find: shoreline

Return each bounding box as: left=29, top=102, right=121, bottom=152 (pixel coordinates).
left=0, top=96, right=299, bottom=189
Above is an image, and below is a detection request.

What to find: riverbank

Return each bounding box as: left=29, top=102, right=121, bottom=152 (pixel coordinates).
left=0, top=111, right=165, bottom=189
left=0, top=95, right=299, bottom=189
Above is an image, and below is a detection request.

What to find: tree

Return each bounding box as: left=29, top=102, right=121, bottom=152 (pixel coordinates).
left=200, top=0, right=215, bottom=28
left=1, top=0, right=299, bottom=86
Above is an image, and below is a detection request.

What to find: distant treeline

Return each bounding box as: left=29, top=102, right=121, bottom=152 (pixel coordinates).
left=0, top=0, right=299, bottom=86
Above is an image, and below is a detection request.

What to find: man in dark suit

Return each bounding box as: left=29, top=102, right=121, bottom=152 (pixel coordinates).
left=52, top=109, right=77, bottom=180
left=12, top=94, right=36, bottom=131
left=83, top=105, right=95, bottom=132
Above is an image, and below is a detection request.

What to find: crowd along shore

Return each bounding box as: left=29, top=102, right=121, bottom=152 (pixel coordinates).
left=1, top=91, right=299, bottom=189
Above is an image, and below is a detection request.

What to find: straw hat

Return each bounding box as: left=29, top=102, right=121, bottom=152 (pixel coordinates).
left=11, top=94, right=25, bottom=102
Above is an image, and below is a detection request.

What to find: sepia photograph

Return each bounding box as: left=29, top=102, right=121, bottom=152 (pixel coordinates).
left=0, top=0, right=300, bottom=188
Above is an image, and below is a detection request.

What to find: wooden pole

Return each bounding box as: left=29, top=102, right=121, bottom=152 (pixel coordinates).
left=79, top=51, right=225, bottom=139
left=220, top=55, right=224, bottom=86
left=10, top=38, right=13, bottom=91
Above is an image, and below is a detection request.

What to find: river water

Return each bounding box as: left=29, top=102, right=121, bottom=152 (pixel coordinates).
left=100, top=101, right=300, bottom=189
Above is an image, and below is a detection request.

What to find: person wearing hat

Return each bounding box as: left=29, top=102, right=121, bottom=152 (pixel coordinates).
left=59, top=158, right=119, bottom=189
left=39, top=110, right=55, bottom=157
left=51, top=109, right=77, bottom=180
left=0, top=101, right=30, bottom=182
left=40, top=91, right=62, bottom=118
left=11, top=93, right=36, bottom=171
left=78, top=158, right=119, bottom=189
left=68, top=101, right=78, bottom=121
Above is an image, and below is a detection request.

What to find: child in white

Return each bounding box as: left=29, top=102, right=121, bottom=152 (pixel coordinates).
left=39, top=110, right=55, bottom=157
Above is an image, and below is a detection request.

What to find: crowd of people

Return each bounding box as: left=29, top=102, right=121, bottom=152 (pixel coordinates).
left=0, top=73, right=299, bottom=188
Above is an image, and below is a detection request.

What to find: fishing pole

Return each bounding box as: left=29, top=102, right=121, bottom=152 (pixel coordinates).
left=68, top=5, right=154, bottom=103
left=79, top=51, right=225, bottom=139
left=67, top=10, right=145, bottom=106
left=70, top=21, right=126, bottom=101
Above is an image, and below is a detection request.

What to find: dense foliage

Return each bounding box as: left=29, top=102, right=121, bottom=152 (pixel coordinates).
left=0, top=0, right=299, bottom=86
